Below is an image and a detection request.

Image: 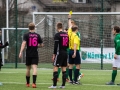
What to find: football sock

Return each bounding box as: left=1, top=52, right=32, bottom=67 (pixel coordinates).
left=79, top=71, right=81, bottom=75
left=26, top=76, right=30, bottom=84
left=73, top=65, right=81, bottom=76
left=111, top=70, right=117, bottom=82
left=72, top=66, right=76, bottom=80
left=33, top=75, right=37, bottom=84
left=58, top=68, right=61, bottom=78
left=74, top=69, right=79, bottom=82
left=69, top=69, right=72, bottom=81
left=73, top=66, right=76, bottom=72
left=62, top=71, right=66, bottom=86
left=53, top=72, right=58, bottom=86
left=66, top=67, right=69, bottom=79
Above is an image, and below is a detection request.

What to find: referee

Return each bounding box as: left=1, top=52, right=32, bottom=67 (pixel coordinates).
left=68, top=14, right=81, bottom=85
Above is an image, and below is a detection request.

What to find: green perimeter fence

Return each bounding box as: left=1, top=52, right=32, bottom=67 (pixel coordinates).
left=2, top=13, right=120, bottom=70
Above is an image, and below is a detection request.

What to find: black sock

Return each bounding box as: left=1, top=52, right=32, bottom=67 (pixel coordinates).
left=53, top=72, right=58, bottom=86
left=69, top=69, right=72, bottom=81
left=62, top=71, right=66, bottom=86
left=26, top=76, right=30, bottom=84
left=74, top=69, right=79, bottom=82
left=33, top=75, right=37, bottom=84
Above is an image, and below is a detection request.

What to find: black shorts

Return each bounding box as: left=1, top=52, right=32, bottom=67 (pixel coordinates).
left=69, top=50, right=81, bottom=64
left=26, top=57, right=39, bottom=66
left=53, top=51, right=68, bottom=67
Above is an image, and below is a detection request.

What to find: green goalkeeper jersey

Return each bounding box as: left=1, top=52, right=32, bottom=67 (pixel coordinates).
left=114, top=33, right=120, bottom=55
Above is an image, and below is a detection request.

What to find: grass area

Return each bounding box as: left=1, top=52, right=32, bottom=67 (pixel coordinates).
left=0, top=69, right=120, bottom=90
left=2, top=63, right=112, bottom=70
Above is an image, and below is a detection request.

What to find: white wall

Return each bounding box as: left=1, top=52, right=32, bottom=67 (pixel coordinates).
left=111, top=3, right=120, bottom=20
left=17, top=0, right=43, bottom=14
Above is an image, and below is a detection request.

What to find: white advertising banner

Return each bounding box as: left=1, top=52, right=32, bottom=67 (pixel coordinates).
left=81, top=48, right=115, bottom=63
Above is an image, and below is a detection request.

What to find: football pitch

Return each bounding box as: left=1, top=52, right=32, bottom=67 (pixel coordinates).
left=0, top=69, right=120, bottom=90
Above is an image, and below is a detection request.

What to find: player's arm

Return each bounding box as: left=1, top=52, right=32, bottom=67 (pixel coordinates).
left=68, top=14, right=72, bottom=28
left=38, top=34, right=44, bottom=48
left=72, top=36, right=78, bottom=58
left=0, top=41, right=9, bottom=48
left=67, top=14, right=72, bottom=36
left=19, top=41, right=26, bottom=58
left=52, top=34, right=59, bottom=62
left=19, top=34, right=27, bottom=58
left=115, top=38, right=120, bottom=55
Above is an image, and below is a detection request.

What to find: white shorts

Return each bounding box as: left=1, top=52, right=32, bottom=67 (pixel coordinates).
left=112, top=55, right=120, bottom=68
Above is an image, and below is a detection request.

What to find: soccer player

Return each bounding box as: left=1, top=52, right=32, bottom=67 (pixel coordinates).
left=68, top=14, right=81, bottom=85
left=0, top=29, right=9, bottom=70
left=48, top=22, right=69, bottom=89
left=106, top=26, right=120, bottom=85
left=0, top=29, right=9, bottom=86
left=68, top=19, right=84, bottom=81
left=19, top=23, right=43, bottom=88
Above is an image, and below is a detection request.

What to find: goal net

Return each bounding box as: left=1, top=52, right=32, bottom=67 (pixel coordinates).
left=33, top=12, right=120, bottom=69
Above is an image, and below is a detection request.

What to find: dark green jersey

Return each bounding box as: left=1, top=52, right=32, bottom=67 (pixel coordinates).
left=114, top=33, right=120, bottom=55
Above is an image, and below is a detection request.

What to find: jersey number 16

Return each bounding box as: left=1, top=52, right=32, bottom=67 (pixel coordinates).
left=29, top=37, right=38, bottom=46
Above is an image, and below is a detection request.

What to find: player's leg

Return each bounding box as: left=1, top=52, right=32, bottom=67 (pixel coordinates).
left=66, top=54, right=69, bottom=82
left=106, top=67, right=117, bottom=85
left=31, top=57, right=38, bottom=88
left=66, top=65, right=69, bottom=82
left=0, top=58, right=3, bottom=85
left=0, top=59, right=2, bottom=71
left=57, top=67, right=61, bottom=80
left=59, top=51, right=67, bottom=88
left=48, top=66, right=58, bottom=88
left=106, top=56, right=120, bottom=85
left=74, top=50, right=81, bottom=84
left=49, top=54, right=59, bottom=88
left=68, top=50, right=74, bottom=83
left=72, top=65, right=84, bottom=80
left=59, top=66, right=66, bottom=88
left=25, top=57, right=31, bottom=87
left=26, top=65, right=31, bottom=87
left=32, top=64, right=37, bottom=88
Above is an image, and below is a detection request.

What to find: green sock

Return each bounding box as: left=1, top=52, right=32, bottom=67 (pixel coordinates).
left=73, top=66, right=81, bottom=77
left=112, top=70, right=117, bottom=82
left=58, top=68, right=61, bottom=78
left=79, top=71, right=81, bottom=75
left=72, top=66, right=76, bottom=80
left=73, top=66, right=76, bottom=71
left=66, top=67, right=69, bottom=79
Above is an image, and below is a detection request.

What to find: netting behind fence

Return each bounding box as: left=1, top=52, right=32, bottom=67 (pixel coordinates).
left=33, top=13, right=120, bottom=69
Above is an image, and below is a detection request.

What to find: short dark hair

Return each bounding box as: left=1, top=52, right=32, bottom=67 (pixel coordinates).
left=57, top=22, right=63, bottom=29
left=114, top=26, right=120, bottom=33
left=72, top=25, right=78, bottom=31
left=28, top=23, right=35, bottom=30
left=65, top=27, right=68, bottom=31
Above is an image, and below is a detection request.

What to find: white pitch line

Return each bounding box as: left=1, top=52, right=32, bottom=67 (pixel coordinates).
left=2, top=82, right=118, bottom=86
left=0, top=72, right=51, bottom=74
left=0, top=72, right=110, bottom=75
left=0, top=72, right=25, bottom=74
